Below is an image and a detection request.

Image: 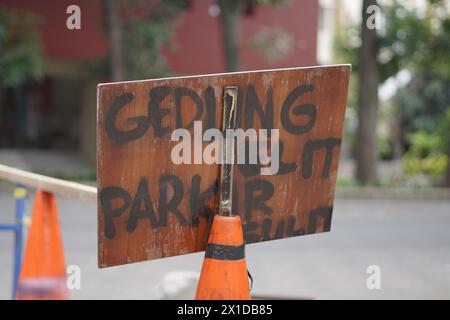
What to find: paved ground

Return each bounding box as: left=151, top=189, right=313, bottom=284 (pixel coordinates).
left=1, top=187, right=450, bottom=300
left=0, top=149, right=94, bottom=177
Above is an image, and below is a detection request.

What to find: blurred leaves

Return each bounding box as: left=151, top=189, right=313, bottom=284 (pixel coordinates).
left=335, top=0, right=450, bottom=82
left=124, top=18, right=173, bottom=79
left=0, top=5, right=43, bottom=87
left=335, top=0, right=450, bottom=180
left=378, top=1, right=432, bottom=82
left=403, top=130, right=448, bottom=177
left=99, top=0, right=188, bottom=80
left=398, top=73, right=450, bottom=136
left=403, top=153, right=448, bottom=177
left=402, top=106, right=450, bottom=179
left=438, top=108, right=450, bottom=153
left=122, top=0, right=189, bottom=79
left=406, top=130, right=443, bottom=158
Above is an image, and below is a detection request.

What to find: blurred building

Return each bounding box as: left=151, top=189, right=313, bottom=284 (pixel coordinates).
left=0, top=0, right=319, bottom=165
left=317, top=0, right=360, bottom=64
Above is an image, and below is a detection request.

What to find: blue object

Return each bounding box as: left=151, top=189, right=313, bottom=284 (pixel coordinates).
left=0, top=185, right=27, bottom=299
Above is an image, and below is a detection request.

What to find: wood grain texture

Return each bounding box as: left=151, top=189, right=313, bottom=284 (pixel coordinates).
left=97, top=65, right=350, bottom=268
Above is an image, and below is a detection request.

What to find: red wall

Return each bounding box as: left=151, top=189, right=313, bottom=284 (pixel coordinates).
left=166, top=0, right=318, bottom=74
left=1, top=0, right=318, bottom=75
left=1, top=0, right=108, bottom=60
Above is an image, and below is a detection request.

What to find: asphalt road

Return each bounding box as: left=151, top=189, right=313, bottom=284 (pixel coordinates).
left=1, top=188, right=449, bottom=299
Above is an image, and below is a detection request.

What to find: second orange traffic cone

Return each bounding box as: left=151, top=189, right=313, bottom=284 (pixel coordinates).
left=195, top=214, right=250, bottom=300
left=16, top=190, right=69, bottom=300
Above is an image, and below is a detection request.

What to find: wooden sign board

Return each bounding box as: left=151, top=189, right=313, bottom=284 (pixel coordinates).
left=97, top=65, right=350, bottom=268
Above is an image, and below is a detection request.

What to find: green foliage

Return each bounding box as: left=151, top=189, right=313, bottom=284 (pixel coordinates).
left=378, top=1, right=432, bottom=82
left=0, top=5, right=43, bottom=87
left=335, top=0, right=450, bottom=170
left=397, top=74, right=450, bottom=136
left=403, top=96, right=450, bottom=178
left=403, top=154, right=448, bottom=177
left=99, top=0, right=188, bottom=80
left=335, top=0, right=448, bottom=81
left=124, top=19, right=173, bottom=79
left=122, top=0, right=289, bottom=79
left=403, top=130, right=448, bottom=176
left=416, top=1, right=450, bottom=80
left=392, top=0, right=450, bottom=153
left=405, top=130, right=443, bottom=158
left=438, top=108, right=450, bottom=153
left=378, top=135, right=392, bottom=160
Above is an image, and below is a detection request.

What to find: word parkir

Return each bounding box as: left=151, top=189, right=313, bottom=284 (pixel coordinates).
left=100, top=174, right=333, bottom=242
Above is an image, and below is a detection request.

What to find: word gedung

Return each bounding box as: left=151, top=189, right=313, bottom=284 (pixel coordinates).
left=171, top=121, right=280, bottom=175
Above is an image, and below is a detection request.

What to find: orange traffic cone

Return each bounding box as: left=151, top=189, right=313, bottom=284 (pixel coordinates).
left=16, top=190, right=69, bottom=300
left=195, top=214, right=250, bottom=300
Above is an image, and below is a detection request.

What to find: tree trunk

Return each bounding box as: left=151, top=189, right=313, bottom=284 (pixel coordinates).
left=217, top=0, right=244, bottom=72
left=356, top=0, right=380, bottom=185
left=103, top=0, right=125, bottom=81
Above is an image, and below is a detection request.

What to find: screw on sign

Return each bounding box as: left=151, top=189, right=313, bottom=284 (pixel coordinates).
left=97, top=65, right=351, bottom=298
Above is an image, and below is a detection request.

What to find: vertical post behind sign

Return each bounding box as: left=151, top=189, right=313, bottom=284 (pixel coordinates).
left=195, top=86, right=251, bottom=300
left=219, top=86, right=238, bottom=217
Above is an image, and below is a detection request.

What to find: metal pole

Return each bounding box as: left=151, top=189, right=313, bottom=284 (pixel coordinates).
left=219, top=86, right=238, bottom=216
left=12, top=184, right=26, bottom=299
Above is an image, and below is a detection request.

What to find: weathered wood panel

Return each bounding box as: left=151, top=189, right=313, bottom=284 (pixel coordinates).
left=97, top=65, right=350, bottom=268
